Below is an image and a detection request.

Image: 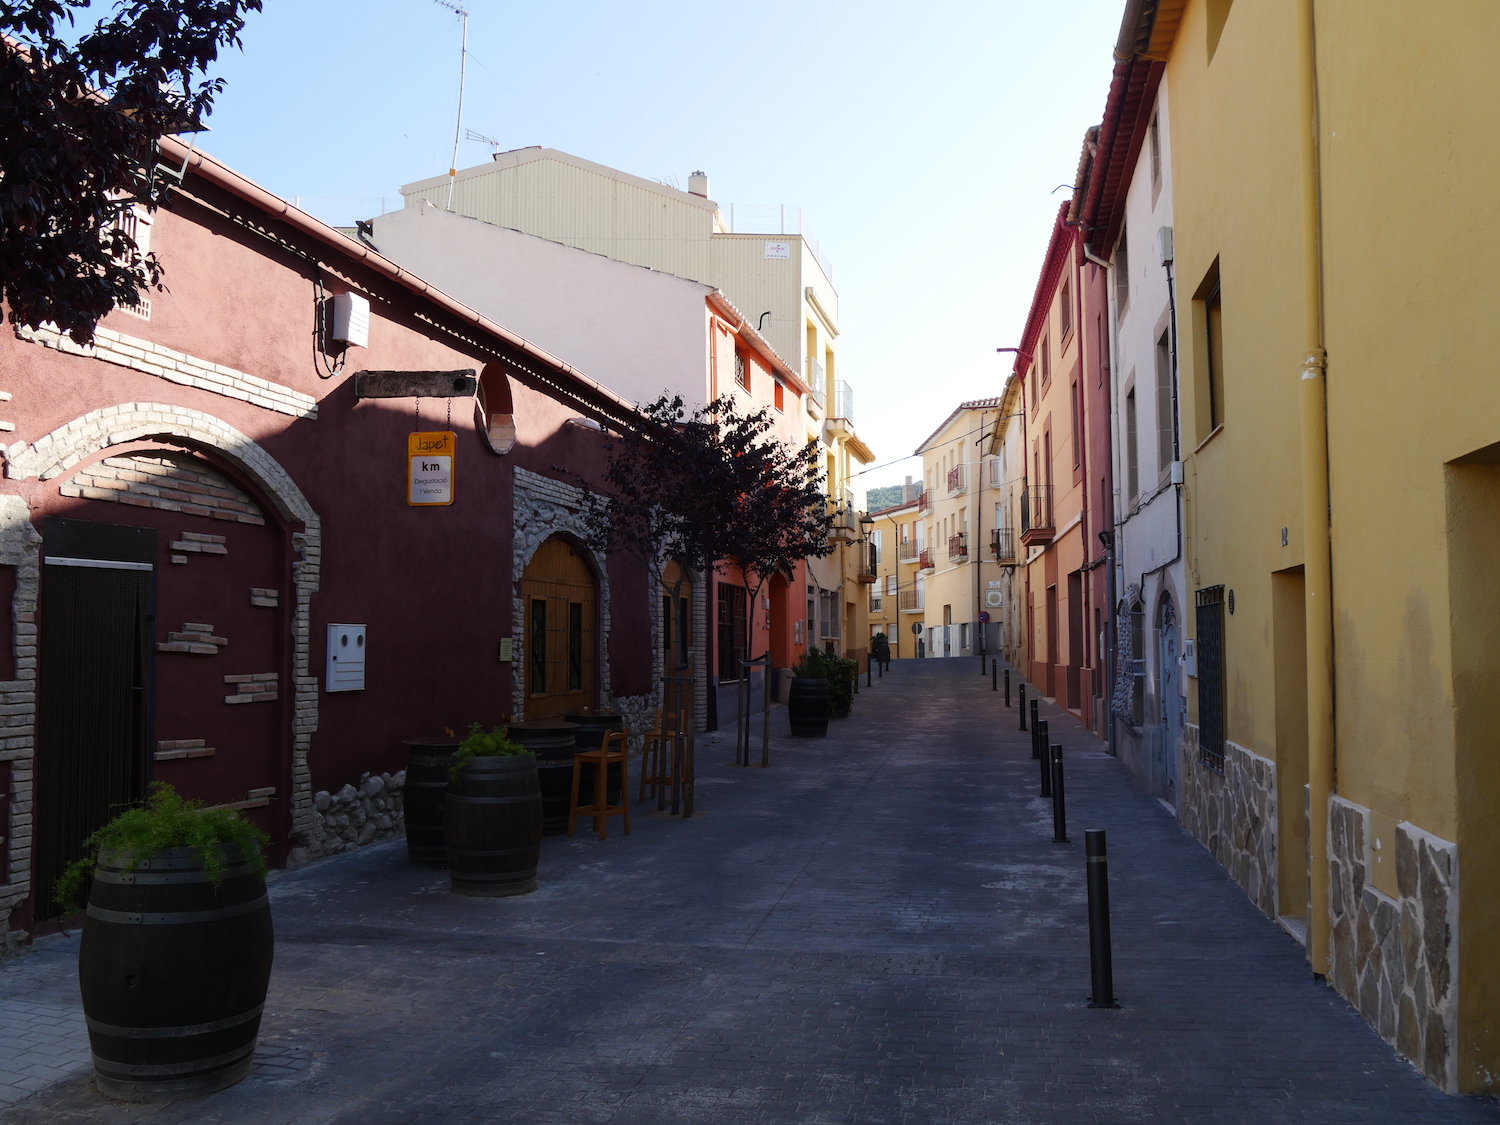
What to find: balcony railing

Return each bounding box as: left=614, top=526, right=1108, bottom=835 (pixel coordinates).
left=897, top=540, right=919, bottom=561
left=857, top=542, right=878, bottom=583
left=832, top=379, right=854, bottom=422
left=948, top=533, right=968, bottom=561
left=807, top=358, right=825, bottom=407
left=991, top=527, right=1017, bottom=564
left=869, top=592, right=883, bottom=612
left=898, top=589, right=925, bottom=611
left=917, top=489, right=931, bottom=513
left=947, top=464, right=967, bottom=495
left=1020, top=485, right=1055, bottom=546
left=918, top=547, right=934, bottom=571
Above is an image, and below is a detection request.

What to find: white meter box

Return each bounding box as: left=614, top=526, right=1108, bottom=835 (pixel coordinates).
left=326, top=624, right=367, bottom=691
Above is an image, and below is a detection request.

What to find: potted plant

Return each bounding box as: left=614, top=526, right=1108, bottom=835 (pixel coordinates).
left=446, top=723, right=543, bottom=897
left=828, top=655, right=859, bottom=718
left=57, top=783, right=273, bottom=1103
left=870, top=631, right=892, bottom=670
left=787, top=647, right=833, bottom=737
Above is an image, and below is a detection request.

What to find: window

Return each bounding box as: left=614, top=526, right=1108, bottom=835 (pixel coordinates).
left=1070, top=381, right=1082, bottom=468
left=1115, top=230, right=1130, bottom=314
left=1155, top=328, right=1175, bottom=477
left=774, top=377, right=784, bottom=411
left=1149, top=113, right=1162, bottom=198
left=1040, top=334, right=1051, bottom=387
left=885, top=574, right=897, bottom=595
left=717, top=583, right=747, bottom=681
left=1205, top=283, right=1225, bottom=431
left=1130, top=599, right=1146, bottom=725
left=1195, top=260, right=1225, bottom=438
left=1059, top=276, right=1073, bottom=341
left=1125, top=388, right=1139, bottom=503
left=1195, top=585, right=1226, bottom=771
left=529, top=598, right=547, bottom=695
left=960, top=622, right=969, bottom=651
left=734, top=351, right=748, bottom=390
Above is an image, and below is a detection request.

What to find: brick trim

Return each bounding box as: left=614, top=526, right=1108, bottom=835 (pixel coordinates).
left=0, top=406, right=322, bottom=932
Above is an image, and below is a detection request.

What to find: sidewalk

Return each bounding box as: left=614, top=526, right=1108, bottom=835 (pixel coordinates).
left=4, top=658, right=1498, bottom=1123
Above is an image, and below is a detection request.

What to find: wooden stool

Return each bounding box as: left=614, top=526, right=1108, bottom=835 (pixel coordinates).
left=637, top=709, right=679, bottom=804
left=568, top=729, right=631, bottom=840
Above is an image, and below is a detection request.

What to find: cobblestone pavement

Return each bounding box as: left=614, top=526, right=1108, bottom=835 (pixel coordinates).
left=6, top=659, right=1500, bottom=1123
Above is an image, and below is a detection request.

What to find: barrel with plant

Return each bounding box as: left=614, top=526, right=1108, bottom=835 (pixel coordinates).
left=787, top=648, right=833, bottom=737
left=58, top=784, right=273, bottom=1102
left=445, top=723, right=543, bottom=897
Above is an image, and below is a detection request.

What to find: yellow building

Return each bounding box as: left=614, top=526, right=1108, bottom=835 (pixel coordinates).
left=1136, top=0, right=1500, bottom=1091
left=866, top=482, right=923, bottom=659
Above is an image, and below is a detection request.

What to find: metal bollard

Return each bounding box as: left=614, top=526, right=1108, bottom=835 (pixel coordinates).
left=1038, top=720, right=1052, bottom=797
left=1086, top=830, right=1119, bottom=1008
left=992, top=663, right=997, bottom=692
left=981, top=655, right=987, bottom=675
left=1050, top=744, right=1068, bottom=843
left=1018, top=683, right=1027, bottom=730
left=867, top=660, right=872, bottom=688
left=1030, top=700, right=1041, bottom=756
left=1004, top=668, right=1011, bottom=707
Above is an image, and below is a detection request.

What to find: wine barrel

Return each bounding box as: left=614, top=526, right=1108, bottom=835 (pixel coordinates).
left=445, top=754, right=542, bottom=897
left=563, top=711, right=625, bottom=807
left=507, top=721, right=579, bottom=835
left=787, top=677, right=831, bottom=737
left=79, top=845, right=273, bottom=1102
left=403, top=737, right=461, bottom=868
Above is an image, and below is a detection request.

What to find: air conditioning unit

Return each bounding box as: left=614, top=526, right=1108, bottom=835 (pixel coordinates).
left=330, top=292, right=370, bottom=348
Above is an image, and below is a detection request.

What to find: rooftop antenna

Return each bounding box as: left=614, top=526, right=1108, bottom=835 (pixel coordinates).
left=465, top=128, right=502, bottom=155
left=433, top=0, right=469, bottom=210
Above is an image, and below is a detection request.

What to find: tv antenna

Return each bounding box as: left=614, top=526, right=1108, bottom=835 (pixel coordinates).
left=432, top=0, right=469, bottom=210
left=465, top=128, right=502, bottom=155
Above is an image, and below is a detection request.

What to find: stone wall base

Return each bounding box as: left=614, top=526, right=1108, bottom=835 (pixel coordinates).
left=1178, top=724, right=1278, bottom=918
left=292, top=770, right=405, bottom=866
left=1329, top=796, right=1458, bottom=1091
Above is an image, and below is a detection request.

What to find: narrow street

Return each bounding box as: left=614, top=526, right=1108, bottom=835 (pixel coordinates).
left=4, top=660, right=1497, bottom=1124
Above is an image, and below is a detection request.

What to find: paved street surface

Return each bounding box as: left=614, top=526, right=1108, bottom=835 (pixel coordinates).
left=5, top=659, right=1500, bottom=1124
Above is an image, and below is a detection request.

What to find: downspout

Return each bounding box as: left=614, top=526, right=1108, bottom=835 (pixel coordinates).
left=1296, top=0, right=1335, bottom=977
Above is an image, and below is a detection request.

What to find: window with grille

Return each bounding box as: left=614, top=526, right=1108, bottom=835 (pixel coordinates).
left=529, top=599, right=547, bottom=695
left=717, top=583, right=747, bottom=681
left=1195, top=585, right=1226, bottom=772
left=734, top=351, right=748, bottom=390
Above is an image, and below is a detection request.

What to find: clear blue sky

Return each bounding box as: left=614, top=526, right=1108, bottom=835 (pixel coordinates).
left=199, top=0, right=1122, bottom=498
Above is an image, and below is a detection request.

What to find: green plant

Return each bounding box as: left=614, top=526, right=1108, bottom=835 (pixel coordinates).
left=54, top=783, right=268, bottom=913
left=828, top=656, right=859, bottom=717
left=450, top=722, right=527, bottom=781
left=790, top=647, right=833, bottom=680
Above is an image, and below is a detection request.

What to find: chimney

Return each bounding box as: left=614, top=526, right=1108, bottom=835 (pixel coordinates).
left=688, top=171, right=710, bottom=198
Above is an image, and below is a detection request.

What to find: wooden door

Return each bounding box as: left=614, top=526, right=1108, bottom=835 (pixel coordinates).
left=521, top=537, right=597, bottom=720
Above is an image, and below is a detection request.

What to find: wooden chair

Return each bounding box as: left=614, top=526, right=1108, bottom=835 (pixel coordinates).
left=637, top=709, right=679, bottom=804
left=568, top=728, right=631, bottom=840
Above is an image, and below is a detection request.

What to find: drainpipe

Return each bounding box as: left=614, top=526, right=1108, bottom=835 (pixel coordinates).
left=1296, top=0, right=1334, bottom=977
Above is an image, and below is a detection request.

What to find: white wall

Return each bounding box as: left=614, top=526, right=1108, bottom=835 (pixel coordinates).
left=372, top=206, right=713, bottom=409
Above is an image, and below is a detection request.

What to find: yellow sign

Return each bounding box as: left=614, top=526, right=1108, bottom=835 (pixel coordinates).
left=408, top=431, right=455, bottom=506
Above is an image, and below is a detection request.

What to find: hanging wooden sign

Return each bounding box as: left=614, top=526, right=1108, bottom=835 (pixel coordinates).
left=408, top=431, right=456, bottom=506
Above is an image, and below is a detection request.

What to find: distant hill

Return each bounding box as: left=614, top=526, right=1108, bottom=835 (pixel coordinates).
left=866, top=485, right=906, bottom=512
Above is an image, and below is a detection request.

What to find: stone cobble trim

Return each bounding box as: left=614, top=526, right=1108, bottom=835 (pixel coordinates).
left=17, top=324, right=317, bottom=419
left=1178, top=725, right=1278, bottom=917
left=1329, top=795, right=1459, bottom=1091
left=293, top=771, right=405, bottom=863
left=0, top=496, right=41, bottom=923
left=57, top=453, right=266, bottom=525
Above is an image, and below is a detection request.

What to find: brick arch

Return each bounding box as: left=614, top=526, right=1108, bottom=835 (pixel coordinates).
left=0, top=403, right=325, bottom=888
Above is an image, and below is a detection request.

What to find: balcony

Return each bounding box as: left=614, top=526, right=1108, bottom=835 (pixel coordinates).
left=947, top=464, right=967, bottom=496
left=1020, top=485, right=1055, bottom=547
left=807, top=358, right=825, bottom=408
left=831, top=379, right=854, bottom=422
left=898, top=589, right=925, bottom=612
left=948, top=532, right=968, bottom=561
left=991, top=527, right=1017, bottom=565
left=897, top=540, right=919, bottom=561
left=918, top=547, right=934, bottom=571
left=827, top=499, right=858, bottom=543
left=857, top=542, right=878, bottom=584
left=917, top=489, right=931, bottom=513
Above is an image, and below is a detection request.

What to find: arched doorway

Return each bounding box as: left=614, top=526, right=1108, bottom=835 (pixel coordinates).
left=1157, top=593, right=1182, bottom=808
left=521, top=536, right=598, bottom=720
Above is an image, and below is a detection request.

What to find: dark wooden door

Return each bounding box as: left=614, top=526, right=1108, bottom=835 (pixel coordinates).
left=521, top=537, right=596, bottom=720
left=35, top=557, right=153, bottom=919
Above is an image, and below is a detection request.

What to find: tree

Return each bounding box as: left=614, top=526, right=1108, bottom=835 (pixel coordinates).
left=571, top=393, right=834, bottom=714
left=1, top=0, right=262, bottom=345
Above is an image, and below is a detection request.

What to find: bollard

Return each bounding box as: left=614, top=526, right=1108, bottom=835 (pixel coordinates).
left=1004, top=668, right=1011, bottom=707
left=1019, top=683, right=1027, bottom=730
left=1050, top=744, right=1068, bottom=843
left=1086, top=830, right=1119, bottom=1008
left=1038, top=720, right=1052, bottom=797
left=867, top=660, right=872, bottom=688
left=992, top=663, right=997, bottom=692
left=1030, top=700, right=1041, bottom=756
left=879, top=659, right=884, bottom=678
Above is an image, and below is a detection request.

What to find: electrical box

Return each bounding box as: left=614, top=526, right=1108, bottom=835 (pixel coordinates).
left=330, top=292, right=370, bottom=348
left=1157, top=226, right=1174, bottom=268
left=1183, top=637, right=1197, bottom=678
left=326, top=624, right=366, bottom=692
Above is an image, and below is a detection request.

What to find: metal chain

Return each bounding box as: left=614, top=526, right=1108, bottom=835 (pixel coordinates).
left=414, top=397, right=420, bottom=432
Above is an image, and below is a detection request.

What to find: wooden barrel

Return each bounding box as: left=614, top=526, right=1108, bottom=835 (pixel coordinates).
left=787, top=677, right=831, bottom=737
left=445, top=754, right=542, bottom=897
left=563, top=710, right=624, bottom=750
left=403, top=737, right=461, bottom=868
left=507, top=721, right=579, bottom=835
left=78, top=845, right=273, bottom=1102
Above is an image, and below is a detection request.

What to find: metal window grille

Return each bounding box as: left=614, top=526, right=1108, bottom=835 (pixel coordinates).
left=1195, top=585, right=1226, bottom=773
left=529, top=599, right=547, bottom=695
